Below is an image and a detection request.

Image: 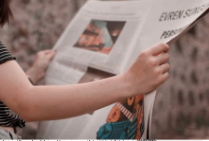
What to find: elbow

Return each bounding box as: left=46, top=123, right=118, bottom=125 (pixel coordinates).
left=13, top=86, right=37, bottom=122
left=18, top=109, right=35, bottom=122
left=17, top=104, right=41, bottom=122
left=15, top=101, right=36, bottom=122
left=19, top=114, right=31, bottom=122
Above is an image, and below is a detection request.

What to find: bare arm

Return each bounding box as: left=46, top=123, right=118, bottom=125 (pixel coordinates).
left=0, top=61, right=131, bottom=122
left=0, top=43, right=169, bottom=122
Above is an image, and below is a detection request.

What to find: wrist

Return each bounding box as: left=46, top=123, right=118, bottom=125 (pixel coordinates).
left=26, top=67, right=45, bottom=84
left=120, top=71, right=145, bottom=97
left=117, top=74, right=134, bottom=98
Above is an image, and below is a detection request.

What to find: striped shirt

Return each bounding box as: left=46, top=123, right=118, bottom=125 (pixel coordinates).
left=0, top=41, right=25, bottom=128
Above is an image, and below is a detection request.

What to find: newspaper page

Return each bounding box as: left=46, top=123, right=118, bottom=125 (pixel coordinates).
left=45, top=0, right=151, bottom=78
left=37, top=0, right=209, bottom=139
left=38, top=0, right=152, bottom=139
left=122, top=0, right=209, bottom=139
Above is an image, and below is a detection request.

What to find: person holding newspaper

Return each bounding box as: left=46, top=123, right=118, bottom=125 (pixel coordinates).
left=0, top=0, right=169, bottom=139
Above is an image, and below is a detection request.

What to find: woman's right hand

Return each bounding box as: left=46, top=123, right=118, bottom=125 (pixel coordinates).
left=122, top=43, right=170, bottom=96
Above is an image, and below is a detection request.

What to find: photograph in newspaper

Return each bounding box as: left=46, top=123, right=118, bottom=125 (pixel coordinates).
left=78, top=68, right=145, bottom=139
left=74, top=20, right=126, bottom=54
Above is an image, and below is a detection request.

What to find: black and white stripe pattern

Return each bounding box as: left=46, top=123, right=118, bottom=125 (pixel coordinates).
left=0, top=41, right=25, bottom=128
left=0, top=42, right=15, bottom=64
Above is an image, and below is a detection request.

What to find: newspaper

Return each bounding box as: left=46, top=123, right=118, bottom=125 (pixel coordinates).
left=37, top=0, right=209, bottom=139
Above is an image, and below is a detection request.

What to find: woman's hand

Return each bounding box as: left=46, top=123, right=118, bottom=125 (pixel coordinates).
left=26, top=50, right=56, bottom=84
left=122, top=43, right=170, bottom=96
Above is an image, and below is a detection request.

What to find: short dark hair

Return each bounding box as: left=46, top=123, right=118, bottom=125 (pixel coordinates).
left=0, top=0, right=13, bottom=26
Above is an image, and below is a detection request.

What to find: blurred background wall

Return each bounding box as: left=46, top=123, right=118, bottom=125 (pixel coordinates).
left=0, top=0, right=209, bottom=139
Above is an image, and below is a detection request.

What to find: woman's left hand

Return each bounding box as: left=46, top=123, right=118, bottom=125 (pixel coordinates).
left=26, top=50, right=56, bottom=84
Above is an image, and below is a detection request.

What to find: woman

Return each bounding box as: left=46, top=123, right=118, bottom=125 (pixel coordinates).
left=0, top=0, right=170, bottom=139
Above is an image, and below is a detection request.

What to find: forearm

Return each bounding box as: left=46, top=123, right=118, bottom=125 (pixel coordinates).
left=15, top=75, right=130, bottom=122
left=0, top=61, right=130, bottom=122
left=26, top=67, right=45, bottom=84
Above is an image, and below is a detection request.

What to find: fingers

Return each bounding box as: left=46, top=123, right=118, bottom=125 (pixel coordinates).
left=156, top=53, right=169, bottom=65
left=36, top=49, right=56, bottom=61
left=46, top=50, right=56, bottom=60
left=159, top=63, right=170, bottom=74
left=161, top=72, right=169, bottom=83
left=148, top=43, right=169, bottom=55
left=43, top=50, right=56, bottom=54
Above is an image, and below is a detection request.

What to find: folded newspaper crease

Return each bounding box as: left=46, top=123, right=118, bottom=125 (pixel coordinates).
left=37, top=0, right=209, bottom=139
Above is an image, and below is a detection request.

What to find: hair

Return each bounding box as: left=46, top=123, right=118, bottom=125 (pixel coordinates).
left=0, top=0, right=13, bottom=26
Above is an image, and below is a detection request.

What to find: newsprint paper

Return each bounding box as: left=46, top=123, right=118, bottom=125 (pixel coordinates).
left=36, top=0, right=209, bottom=139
